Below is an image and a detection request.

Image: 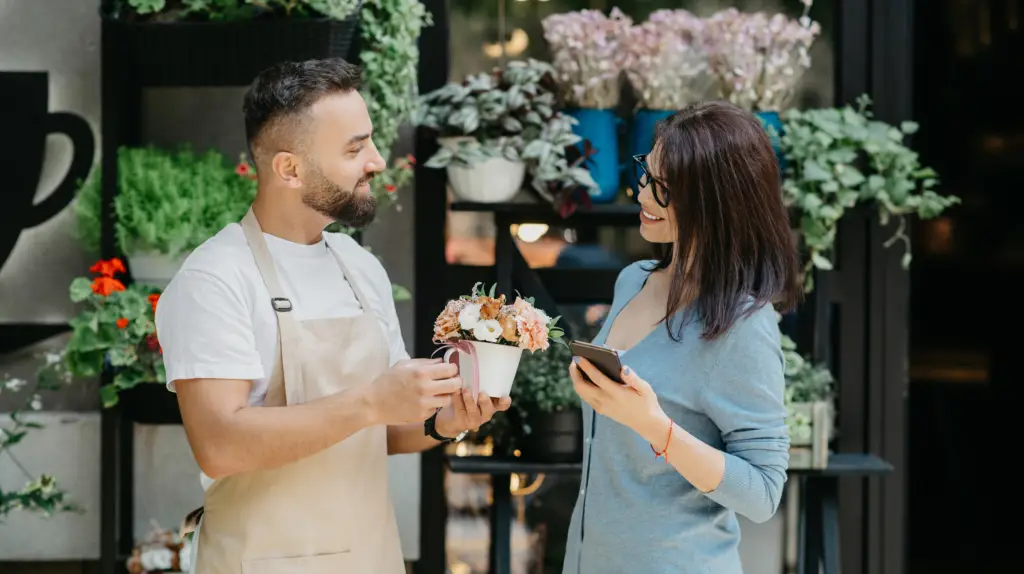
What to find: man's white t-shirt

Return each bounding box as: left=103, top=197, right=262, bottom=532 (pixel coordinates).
left=154, top=223, right=410, bottom=489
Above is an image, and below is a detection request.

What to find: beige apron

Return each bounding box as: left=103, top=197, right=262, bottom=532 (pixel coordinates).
left=192, top=207, right=405, bottom=574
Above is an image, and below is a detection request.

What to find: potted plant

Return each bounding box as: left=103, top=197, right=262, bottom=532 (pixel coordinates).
left=507, top=341, right=582, bottom=463
left=102, top=0, right=363, bottom=86
left=432, top=283, right=565, bottom=398
left=781, top=333, right=834, bottom=469
left=780, top=95, right=961, bottom=291
left=542, top=8, right=632, bottom=202
left=622, top=9, right=713, bottom=157
left=74, top=146, right=257, bottom=287
left=415, top=59, right=598, bottom=206
left=47, top=258, right=165, bottom=408
left=701, top=2, right=821, bottom=164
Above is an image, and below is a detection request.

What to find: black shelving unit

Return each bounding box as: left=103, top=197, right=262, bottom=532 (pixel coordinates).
left=411, top=3, right=642, bottom=571
left=413, top=1, right=916, bottom=574
left=97, top=2, right=361, bottom=571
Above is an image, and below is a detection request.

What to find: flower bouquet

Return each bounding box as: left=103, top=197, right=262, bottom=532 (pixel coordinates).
left=541, top=8, right=633, bottom=109
left=433, top=283, right=564, bottom=398
left=702, top=2, right=821, bottom=112
left=622, top=9, right=713, bottom=111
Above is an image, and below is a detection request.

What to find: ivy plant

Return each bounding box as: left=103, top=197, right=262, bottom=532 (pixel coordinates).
left=1, top=358, right=80, bottom=521
left=414, top=58, right=599, bottom=204
left=780, top=95, right=960, bottom=291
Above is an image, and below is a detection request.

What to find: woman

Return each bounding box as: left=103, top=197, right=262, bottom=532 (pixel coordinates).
left=563, top=100, right=800, bottom=574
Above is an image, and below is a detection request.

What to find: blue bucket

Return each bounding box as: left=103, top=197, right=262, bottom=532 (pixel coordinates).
left=566, top=107, right=621, bottom=203
left=627, top=109, right=674, bottom=158
left=755, top=110, right=786, bottom=174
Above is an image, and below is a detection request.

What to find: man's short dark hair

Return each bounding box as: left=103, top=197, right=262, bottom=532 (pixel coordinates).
left=243, top=58, right=363, bottom=162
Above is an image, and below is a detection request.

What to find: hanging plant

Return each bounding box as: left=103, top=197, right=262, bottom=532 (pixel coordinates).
left=1, top=357, right=80, bottom=521
left=780, top=95, right=960, bottom=291
left=358, top=0, right=432, bottom=211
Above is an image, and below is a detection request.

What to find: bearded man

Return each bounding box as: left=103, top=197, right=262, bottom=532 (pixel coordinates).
left=155, top=58, right=510, bottom=574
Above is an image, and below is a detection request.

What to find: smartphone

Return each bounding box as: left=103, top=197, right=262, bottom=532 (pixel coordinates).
left=569, top=340, right=625, bottom=384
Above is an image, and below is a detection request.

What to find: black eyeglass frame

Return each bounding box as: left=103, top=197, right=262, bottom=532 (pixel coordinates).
left=632, top=153, right=671, bottom=208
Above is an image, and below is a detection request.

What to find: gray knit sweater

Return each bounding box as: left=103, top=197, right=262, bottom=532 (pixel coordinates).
left=562, top=261, right=790, bottom=574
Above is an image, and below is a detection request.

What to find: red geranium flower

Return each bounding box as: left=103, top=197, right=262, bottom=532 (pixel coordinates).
left=90, top=258, right=126, bottom=278
left=91, top=277, right=126, bottom=297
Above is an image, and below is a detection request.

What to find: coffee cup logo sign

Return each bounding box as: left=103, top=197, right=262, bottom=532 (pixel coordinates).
left=0, top=71, right=95, bottom=273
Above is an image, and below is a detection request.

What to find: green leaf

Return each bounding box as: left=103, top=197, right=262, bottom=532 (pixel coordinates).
left=99, top=384, right=119, bottom=408
left=69, top=278, right=94, bottom=303
left=802, top=160, right=831, bottom=181
left=392, top=284, right=412, bottom=302
left=810, top=252, right=834, bottom=270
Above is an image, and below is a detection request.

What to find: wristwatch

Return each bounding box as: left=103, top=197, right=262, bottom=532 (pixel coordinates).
left=424, top=411, right=468, bottom=443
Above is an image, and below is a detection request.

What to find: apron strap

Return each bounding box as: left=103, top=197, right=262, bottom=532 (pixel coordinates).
left=240, top=207, right=306, bottom=405
left=324, top=238, right=376, bottom=314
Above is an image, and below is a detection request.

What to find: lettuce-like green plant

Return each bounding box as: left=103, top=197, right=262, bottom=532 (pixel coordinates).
left=75, top=146, right=256, bottom=259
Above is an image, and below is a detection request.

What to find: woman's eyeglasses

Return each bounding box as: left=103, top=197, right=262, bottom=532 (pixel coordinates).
left=632, top=154, right=670, bottom=207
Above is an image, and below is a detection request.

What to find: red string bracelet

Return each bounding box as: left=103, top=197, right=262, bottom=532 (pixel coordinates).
left=650, top=418, right=674, bottom=462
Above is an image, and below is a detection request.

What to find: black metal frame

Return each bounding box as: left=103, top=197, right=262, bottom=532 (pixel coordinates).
left=831, top=1, right=914, bottom=573
left=96, top=1, right=367, bottom=570
left=412, top=0, right=914, bottom=573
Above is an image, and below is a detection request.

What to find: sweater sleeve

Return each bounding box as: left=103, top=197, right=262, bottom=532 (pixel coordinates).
left=699, top=306, right=790, bottom=523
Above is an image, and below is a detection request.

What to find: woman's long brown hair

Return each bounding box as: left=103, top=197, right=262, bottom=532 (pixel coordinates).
left=647, top=100, right=801, bottom=341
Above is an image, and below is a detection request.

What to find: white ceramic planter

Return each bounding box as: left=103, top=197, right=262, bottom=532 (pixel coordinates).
left=438, top=136, right=526, bottom=203
left=444, top=340, right=523, bottom=398
left=128, top=251, right=190, bottom=288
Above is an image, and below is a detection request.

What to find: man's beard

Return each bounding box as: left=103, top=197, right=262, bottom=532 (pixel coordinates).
left=302, top=163, right=377, bottom=228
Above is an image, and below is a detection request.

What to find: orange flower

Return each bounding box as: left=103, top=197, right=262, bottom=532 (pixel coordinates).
left=89, top=258, right=126, bottom=278
left=148, top=293, right=160, bottom=313
left=497, top=310, right=519, bottom=342
left=91, top=277, right=126, bottom=296
left=384, top=184, right=397, bottom=194
left=476, top=294, right=505, bottom=321
left=116, top=317, right=129, bottom=329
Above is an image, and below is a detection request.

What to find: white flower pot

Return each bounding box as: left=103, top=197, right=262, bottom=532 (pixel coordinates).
left=438, top=136, right=525, bottom=203
left=444, top=340, right=523, bottom=398
left=128, top=251, right=190, bottom=288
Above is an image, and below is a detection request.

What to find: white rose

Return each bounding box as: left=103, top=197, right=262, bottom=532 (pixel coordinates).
left=458, top=303, right=482, bottom=330
left=472, top=319, right=502, bottom=343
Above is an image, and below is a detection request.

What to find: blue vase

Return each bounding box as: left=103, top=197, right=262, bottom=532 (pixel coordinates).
left=755, top=110, right=786, bottom=173
left=566, top=108, right=621, bottom=203
left=627, top=109, right=674, bottom=158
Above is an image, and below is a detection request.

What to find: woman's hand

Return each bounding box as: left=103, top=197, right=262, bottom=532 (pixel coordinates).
left=570, top=358, right=671, bottom=442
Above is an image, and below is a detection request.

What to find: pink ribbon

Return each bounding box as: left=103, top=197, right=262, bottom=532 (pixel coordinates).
left=433, top=339, right=479, bottom=399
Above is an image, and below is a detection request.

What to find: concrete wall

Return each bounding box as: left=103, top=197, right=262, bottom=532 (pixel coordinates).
left=0, top=0, right=420, bottom=562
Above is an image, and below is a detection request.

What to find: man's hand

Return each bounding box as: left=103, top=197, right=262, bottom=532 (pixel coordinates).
left=366, top=358, right=463, bottom=426
left=434, top=388, right=512, bottom=438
